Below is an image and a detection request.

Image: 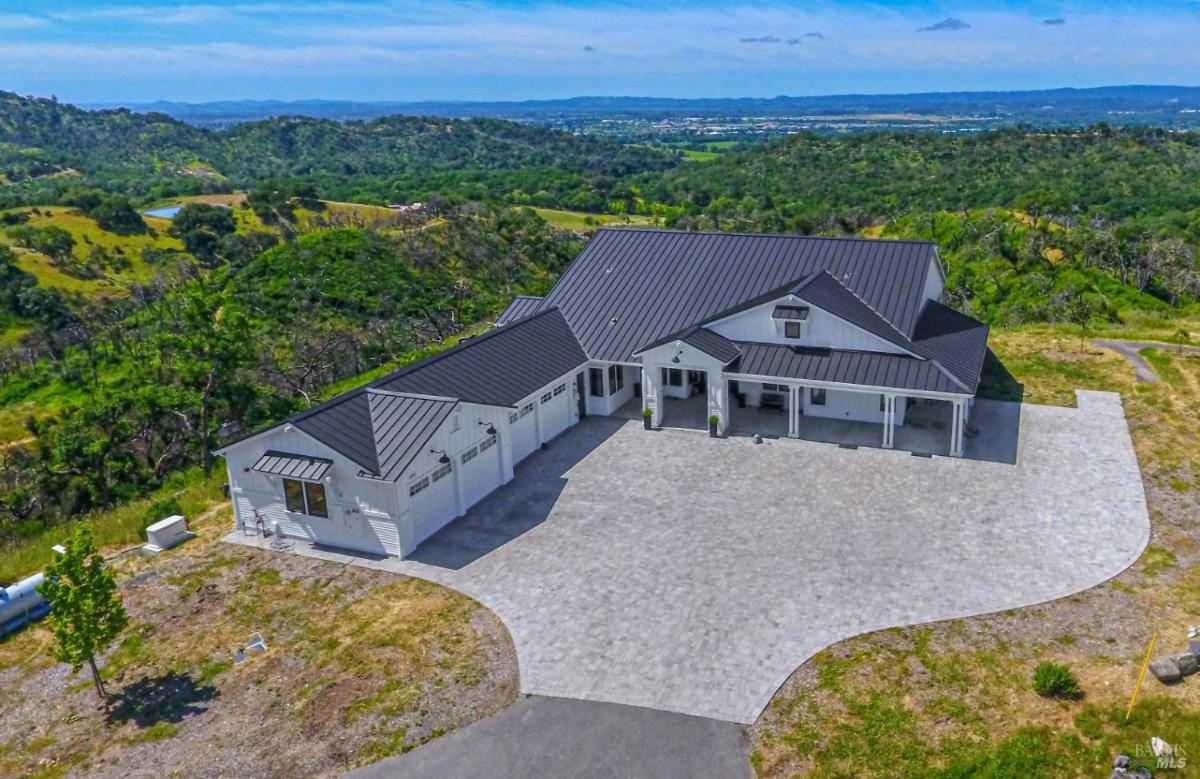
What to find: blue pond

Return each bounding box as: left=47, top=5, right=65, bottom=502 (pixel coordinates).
left=143, top=206, right=182, bottom=219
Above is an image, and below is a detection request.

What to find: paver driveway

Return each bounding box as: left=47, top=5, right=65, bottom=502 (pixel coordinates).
left=228, top=390, right=1149, bottom=724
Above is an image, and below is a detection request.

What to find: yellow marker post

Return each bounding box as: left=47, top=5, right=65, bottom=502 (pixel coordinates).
left=1126, top=631, right=1158, bottom=721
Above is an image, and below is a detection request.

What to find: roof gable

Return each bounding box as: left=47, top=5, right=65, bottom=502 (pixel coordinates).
left=540, top=228, right=938, bottom=364
left=367, top=391, right=459, bottom=481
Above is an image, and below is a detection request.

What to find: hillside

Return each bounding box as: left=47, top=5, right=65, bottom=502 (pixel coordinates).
left=0, top=206, right=581, bottom=548
left=0, top=91, right=676, bottom=211
left=634, top=127, right=1200, bottom=325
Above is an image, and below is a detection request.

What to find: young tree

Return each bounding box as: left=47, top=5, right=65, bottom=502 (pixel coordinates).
left=37, top=524, right=128, bottom=699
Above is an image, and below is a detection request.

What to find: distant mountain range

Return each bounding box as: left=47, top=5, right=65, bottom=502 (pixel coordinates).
left=88, top=85, right=1200, bottom=132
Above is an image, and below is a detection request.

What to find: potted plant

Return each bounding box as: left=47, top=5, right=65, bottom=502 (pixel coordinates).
left=642, top=407, right=653, bottom=430
left=707, top=414, right=720, bottom=437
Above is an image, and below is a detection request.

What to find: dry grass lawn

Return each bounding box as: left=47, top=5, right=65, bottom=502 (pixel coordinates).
left=0, top=502, right=517, bottom=779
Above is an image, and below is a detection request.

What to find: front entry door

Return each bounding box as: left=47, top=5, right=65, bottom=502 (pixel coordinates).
left=575, top=372, right=587, bottom=419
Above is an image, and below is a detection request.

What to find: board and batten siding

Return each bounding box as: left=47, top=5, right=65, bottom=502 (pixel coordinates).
left=708, top=297, right=909, bottom=355
left=224, top=426, right=405, bottom=556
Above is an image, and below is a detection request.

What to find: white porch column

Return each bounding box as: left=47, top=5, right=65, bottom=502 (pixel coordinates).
left=706, top=371, right=727, bottom=434
left=882, top=393, right=896, bottom=449
left=642, top=366, right=661, bottom=426
left=788, top=385, right=800, bottom=437
left=949, top=399, right=965, bottom=457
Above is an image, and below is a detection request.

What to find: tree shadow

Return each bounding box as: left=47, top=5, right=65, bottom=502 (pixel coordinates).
left=106, top=670, right=218, bottom=727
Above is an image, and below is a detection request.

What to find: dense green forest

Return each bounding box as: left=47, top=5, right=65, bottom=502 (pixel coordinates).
left=0, top=205, right=579, bottom=539
left=1, top=91, right=1199, bottom=556
left=0, top=91, right=674, bottom=211
left=632, top=127, right=1200, bottom=324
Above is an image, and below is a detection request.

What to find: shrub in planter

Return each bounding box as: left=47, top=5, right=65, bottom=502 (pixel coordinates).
left=707, top=415, right=720, bottom=437
left=642, top=407, right=653, bottom=429
left=1033, top=662, right=1080, bottom=699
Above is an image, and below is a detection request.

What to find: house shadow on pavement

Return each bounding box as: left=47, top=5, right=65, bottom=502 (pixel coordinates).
left=406, top=417, right=626, bottom=570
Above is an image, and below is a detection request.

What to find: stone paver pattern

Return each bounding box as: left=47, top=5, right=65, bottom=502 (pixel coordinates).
left=226, top=391, right=1149, bottom=724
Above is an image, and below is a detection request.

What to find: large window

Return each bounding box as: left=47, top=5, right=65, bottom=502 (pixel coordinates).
left=283, top=478, right=328, bottom=518
left=589, top=367, right=604, bottom=397
left=608, top=365, right=624, bottom=395
left=661, top=367, right=683, bottom=387
left=810, top=388, right=827, bottom=406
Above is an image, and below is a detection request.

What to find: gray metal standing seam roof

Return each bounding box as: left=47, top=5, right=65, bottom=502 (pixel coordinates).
left=731, top=343, right=963, bottom=394
left=538, top=228, right=939, bottom=364
left=496, top=295, right=544, bottom=325
left=227, top=308, right=585, bottom=482
left=224, top=230, right=989, bottom=482
left=290, top=389, right=459, bottom=479
left=911, top=302, right=991, bottom=392
left=771, top=305, right=810, bottom=320
left=374, top=308, right=587, bottom=407
left=251, top=451, right=334, bottom=481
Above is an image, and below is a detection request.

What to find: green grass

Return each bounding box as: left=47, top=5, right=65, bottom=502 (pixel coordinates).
left=680, top=148, right=722, bottom=162
left=0, top=468, right=225, bottom=583
left=529, top=207, right=659, bottom=231
left=120, top=721, right=178, bottom=745
left=1139, top=545, right=1177, bottom=577
left=2, top=207, right=180, bottom=294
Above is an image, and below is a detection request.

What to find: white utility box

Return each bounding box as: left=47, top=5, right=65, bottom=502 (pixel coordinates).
left=144, top=514, right=194, bottom=553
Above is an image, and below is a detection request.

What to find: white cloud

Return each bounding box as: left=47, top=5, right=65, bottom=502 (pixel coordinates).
left=0, top=13, right=48, bottom=30
left=2, top=2, right=1199, bottom=100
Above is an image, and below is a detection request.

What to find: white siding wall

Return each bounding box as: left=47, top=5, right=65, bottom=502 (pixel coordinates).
left=584, top=363, right=637, bottom=416
left=223, top=426, right=405, bottom=556
left=395, top=400, right=514, bottom=551
left=802, top=387, right=907, bottom=425
left=638, top=342, right=728, bottom=431
left=736, top=381, right=906, bottom=426
left=708, top=296, right=909, bottom=354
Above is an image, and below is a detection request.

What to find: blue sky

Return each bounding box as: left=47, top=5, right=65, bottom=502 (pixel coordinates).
left=1, top=1, right=1198, bottom=103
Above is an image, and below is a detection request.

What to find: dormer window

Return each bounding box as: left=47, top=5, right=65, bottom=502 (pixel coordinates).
left=772, top=304, right=809, bottom=339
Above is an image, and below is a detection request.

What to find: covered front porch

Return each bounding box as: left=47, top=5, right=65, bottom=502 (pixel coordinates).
left=724, top=376, right=971, bottom=457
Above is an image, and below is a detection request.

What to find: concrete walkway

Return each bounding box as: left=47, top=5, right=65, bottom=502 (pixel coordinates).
left=225, top=391, right=1149, bottom=724
left=1094, top=338, right=1200, bottom=383
left=346, top=696, right=751, bottom=779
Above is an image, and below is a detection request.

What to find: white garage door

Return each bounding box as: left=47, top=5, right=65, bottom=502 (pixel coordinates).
left=510, top=401, right=539, bottom=464
left=459, top=434, right=503, bottom=510
left=540, top=381, right=572, bottom=442
left=409, top=461, right=458, bottom=544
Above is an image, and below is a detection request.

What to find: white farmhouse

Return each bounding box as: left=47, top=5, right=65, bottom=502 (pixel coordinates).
left=217, top=228, right=989, bottom=558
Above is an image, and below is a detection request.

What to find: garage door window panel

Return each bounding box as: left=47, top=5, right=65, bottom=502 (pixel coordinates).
left=409, top=476, right=430, bottom=497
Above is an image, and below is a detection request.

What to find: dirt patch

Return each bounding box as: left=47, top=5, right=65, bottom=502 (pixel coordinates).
left=0, top=508, right=517, bottom=779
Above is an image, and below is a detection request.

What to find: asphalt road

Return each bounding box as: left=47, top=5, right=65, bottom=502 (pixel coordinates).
left=346, top=696, right=752, bottom=779
left=1093, top=339, right=1200, bottom=383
